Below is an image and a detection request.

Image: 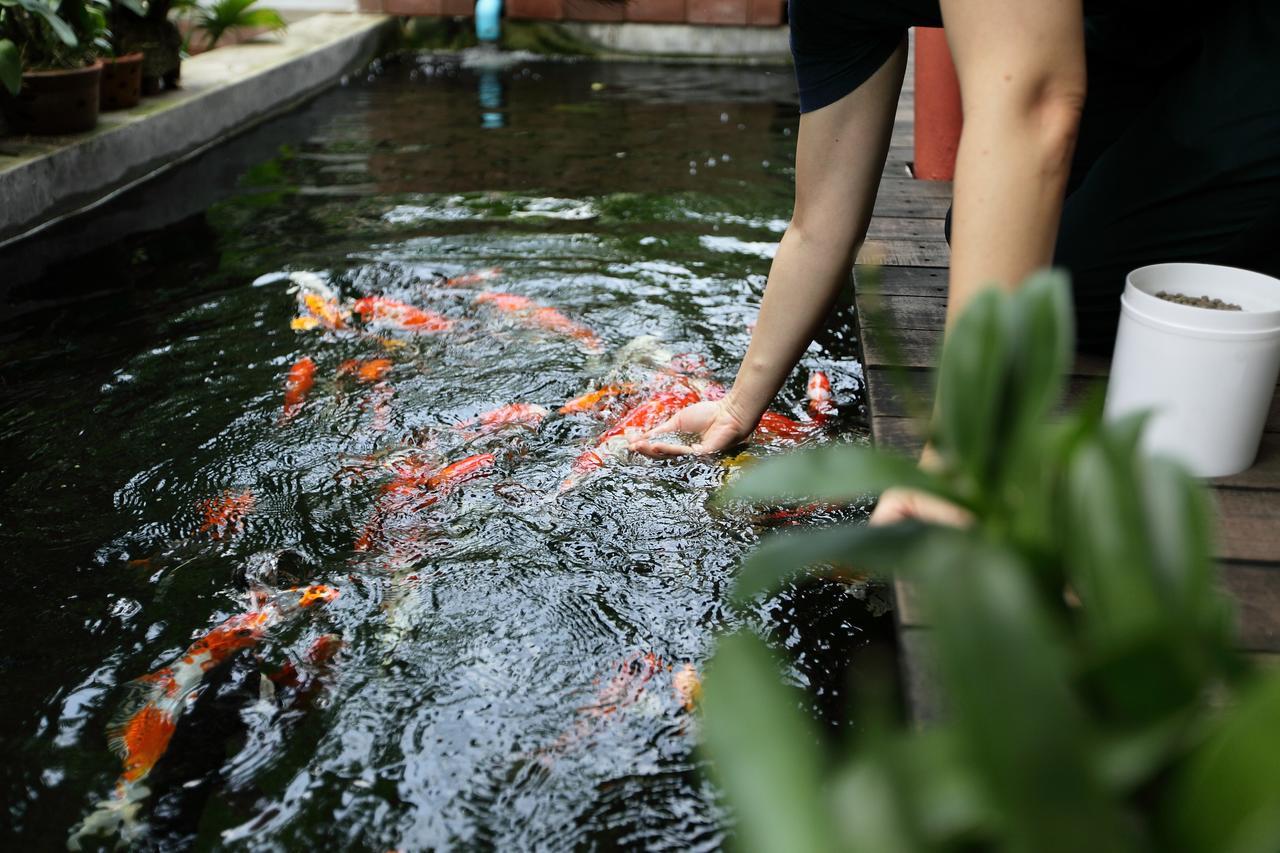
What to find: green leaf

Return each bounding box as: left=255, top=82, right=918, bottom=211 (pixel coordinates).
left=0, top=38, right=20, bottom=95
left=720, top=445, right=958, bottom=507
left=1002, top=270, right=1073, bottom=447
left=30, top=0, right=79, bottom=47
left=1170, top=674, right=1280, bottom=853
left=733, top=520, right=966, bottom=604
left=919, top=539, right=1135, bottom=852
left=933, top=288, right=1008, bottom=496
left=236, top=7, right=284, bottom=30
left=701, top=631, right=837, bottom=853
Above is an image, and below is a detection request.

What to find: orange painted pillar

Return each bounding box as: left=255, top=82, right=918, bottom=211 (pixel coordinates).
left=913, top=27, right=962, bottom=181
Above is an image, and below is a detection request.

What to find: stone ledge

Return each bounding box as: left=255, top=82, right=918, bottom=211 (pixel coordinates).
left=560, top=20, right=789, bottom=59
left=0, top=12, right=395, bottom=246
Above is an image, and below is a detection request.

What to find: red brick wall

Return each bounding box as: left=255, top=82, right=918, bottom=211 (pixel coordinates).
left=361, top=0, right=788, bottom=26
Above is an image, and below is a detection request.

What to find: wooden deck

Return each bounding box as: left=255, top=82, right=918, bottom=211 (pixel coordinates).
left=860, top=57, right=1280, bottom=722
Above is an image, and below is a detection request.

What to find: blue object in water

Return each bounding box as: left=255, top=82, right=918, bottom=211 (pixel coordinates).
left=475, top=0, right=502, bottom=43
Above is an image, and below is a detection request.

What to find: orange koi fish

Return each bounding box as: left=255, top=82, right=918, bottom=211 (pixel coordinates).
left=265, top=632, right=344, bottom=692
left=673, top=663, right=702, bottom=713
left=753, top=370, right=837, bottom=444
left=444, top=266, right=502, bottom=287
left=458, top=403, right=549, bottom=436
left=353, top=296, right=453, bottom=332
left=562, top=386, right=702, bottom=491
left=197, top=490, right=255, bottom=539
left=753, top=411, right=816, bottom=443
left=558, top=383, right=637, bottom=415
left=292, top=292, right=349, bottom=332
left=427, top=453, right=496, bottom=491
left=68, top=585, right=339, bottom=849
left=753, top=502, right=841, bottom=526
left=474, top=291, right=603, bottom=352
left=289, top=274, right=349, bottom=332
left=338, top=358, right=393, bottom=383
left=283, top=357, right=317, bottom=419
left=354, top=453, right=495, bottom=553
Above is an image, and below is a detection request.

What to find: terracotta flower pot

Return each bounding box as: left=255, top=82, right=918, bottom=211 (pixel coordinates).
left=1, top=61, right=103, bottom=135
left=100, top=52, right=144, bottom=111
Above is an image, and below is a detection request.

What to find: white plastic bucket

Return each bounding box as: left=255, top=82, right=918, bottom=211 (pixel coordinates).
left=1104, top=263, right=1280, bottom=478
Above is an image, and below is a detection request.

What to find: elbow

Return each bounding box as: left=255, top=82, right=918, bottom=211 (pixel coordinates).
left=1033, top=87, right=1085, bottom=176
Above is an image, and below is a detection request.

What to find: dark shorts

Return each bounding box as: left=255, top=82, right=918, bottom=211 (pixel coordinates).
left=790, top=0, right=1280, bottom=352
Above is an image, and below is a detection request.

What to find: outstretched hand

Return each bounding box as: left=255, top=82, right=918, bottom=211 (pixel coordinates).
left=628, top=400, right=755, bottom=458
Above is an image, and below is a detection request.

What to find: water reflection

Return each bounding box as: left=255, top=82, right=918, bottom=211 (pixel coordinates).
left=478, top=70, right=506, bottom=129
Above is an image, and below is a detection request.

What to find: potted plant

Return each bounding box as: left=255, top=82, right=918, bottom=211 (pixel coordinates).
left=98, top=0, right=145, bottom=109
left=0, top=0, right=106, bottom=134
left=109, top=0, right=179, bottom=95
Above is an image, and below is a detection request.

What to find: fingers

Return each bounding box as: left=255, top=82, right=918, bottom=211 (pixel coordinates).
left=640, top=412, right=685, bottom=441
left=629, top=438, right=694, bottom=458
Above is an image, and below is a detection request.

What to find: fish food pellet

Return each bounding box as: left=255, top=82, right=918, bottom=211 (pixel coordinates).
left=1155, top=291, right=1243, bottom=311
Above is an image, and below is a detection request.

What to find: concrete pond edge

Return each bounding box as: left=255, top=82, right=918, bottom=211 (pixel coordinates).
left=0, top=13, right=397, bottom=248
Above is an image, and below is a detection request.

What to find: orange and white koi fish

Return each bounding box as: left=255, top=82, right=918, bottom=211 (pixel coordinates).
left=68, top=585, right=339, bottom=849
left=458, top=403, right=548, bottom=436
left=806, top=369, right=834, bottom=420
left=474, top=291, right=603, bottom=352
left=753, top=370, right=837, bottom=444
left=282, top=357, right=317, bottom=419
left=444, top=266, right=502, bottom=287
left=289, top=273, right=349, bottom=332
left=338, top=358, right=393, bottom=383
left=353, top=296, right=453, bottom=333
left=562, top=386, right=702, bottom=491
left=197, top=490, right=255, bottom=539
left=354, top=453, right=495, bottom=553
left=558, top=383, right=637, bottom=415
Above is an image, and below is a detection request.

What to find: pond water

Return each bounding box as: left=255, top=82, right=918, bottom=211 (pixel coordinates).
left=0, top=53, right=891, bottom=849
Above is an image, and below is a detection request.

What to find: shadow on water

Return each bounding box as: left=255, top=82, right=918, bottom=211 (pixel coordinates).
left=0, top=53, right=896, bottom=849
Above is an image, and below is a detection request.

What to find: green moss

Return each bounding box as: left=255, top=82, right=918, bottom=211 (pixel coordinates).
left=500, top=21, right=598, bottom=56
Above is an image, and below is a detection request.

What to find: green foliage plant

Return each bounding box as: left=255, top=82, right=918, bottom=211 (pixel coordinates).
left=182, top=0, right=283, bottom=53
left=0, top=0, right=116, bottom=94
left=704, top=269, right=1280, bottom=853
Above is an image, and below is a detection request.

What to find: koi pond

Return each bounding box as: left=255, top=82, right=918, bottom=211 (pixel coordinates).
left=0, top=53, right=891, bottom=849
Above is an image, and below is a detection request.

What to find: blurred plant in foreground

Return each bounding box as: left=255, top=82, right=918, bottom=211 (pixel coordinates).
left=704, top=270, right=1280, bottom=853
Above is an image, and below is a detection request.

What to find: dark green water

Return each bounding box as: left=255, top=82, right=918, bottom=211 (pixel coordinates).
left=0, top=54, right=890, bottom=850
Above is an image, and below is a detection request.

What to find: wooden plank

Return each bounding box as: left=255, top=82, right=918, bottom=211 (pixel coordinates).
left=894, top=564, right=1280, bottom=653
left=861, top=323, right=1112, bottom=374
left=1214, top=490, right=1280, bottom=564
left=897, top=626, right=945, bottom=726
left=858, top=240, right=950, bottom=269
left=865, top=217, right=948, bottom=241
left=858, top=265, right=949, bottom=298
left=871, top=412, right=1280, bottom=563
left=872, top=193, right=953, bottom=220
left=1223, top=563, right=1280, bottom=652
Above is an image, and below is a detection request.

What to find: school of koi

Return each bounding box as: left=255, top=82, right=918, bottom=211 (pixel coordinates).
left=69, top=266, right=838, bottom=847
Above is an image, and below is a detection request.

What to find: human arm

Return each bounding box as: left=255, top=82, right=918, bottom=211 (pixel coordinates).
left=630, top=38, right=908, bottom=457
left=869, top=0, right=1085, bottom=525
